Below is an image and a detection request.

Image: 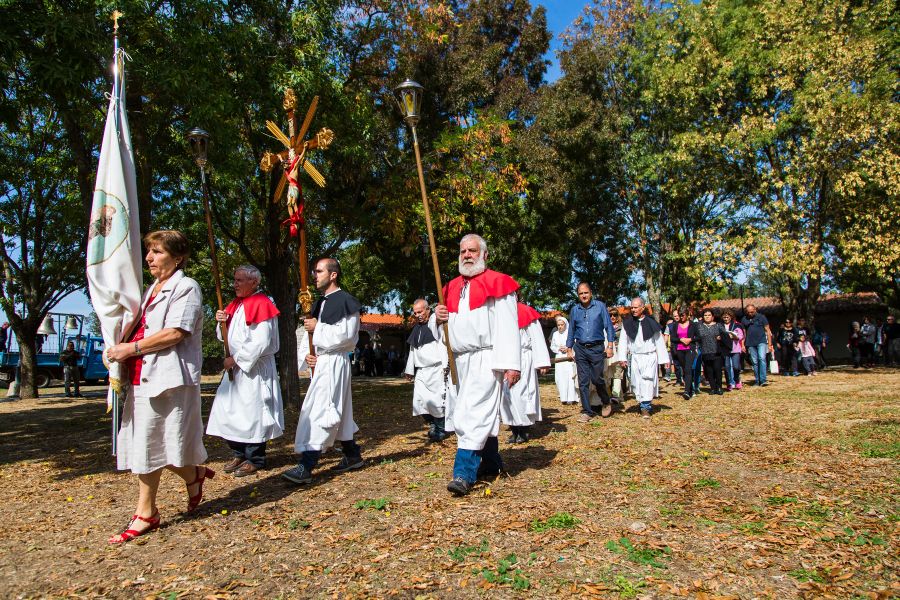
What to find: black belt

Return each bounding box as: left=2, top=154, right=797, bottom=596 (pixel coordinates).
left=578, top=341, right=605, bottom=348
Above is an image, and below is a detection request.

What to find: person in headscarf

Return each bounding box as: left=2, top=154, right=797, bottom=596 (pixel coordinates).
left=549, top=316, right=578, bottom=405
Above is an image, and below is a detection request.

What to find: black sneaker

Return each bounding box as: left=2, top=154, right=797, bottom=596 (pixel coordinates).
left=282, top=464, right=312, bottom=484
left=447, top=477, right=472, bottom=496
left=333, top=455, right=365, bottom=473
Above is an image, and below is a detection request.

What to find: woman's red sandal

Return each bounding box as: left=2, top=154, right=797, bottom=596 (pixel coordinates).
left=108, top=511, right=160, bottom=544
left=187, top=465, right=215, bottom=511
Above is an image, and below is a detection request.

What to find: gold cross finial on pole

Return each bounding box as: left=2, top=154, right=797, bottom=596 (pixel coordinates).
left=111, top=10, right=123, bottom=32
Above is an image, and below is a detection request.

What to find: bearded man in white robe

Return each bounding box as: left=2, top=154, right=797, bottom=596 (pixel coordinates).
left=207, top=265, right=284, bottom=477
left=615, top=297, right=670, bottom=420
left=501, top=303, right=552, bottom=443
left=404, top=299, right=453, bottom=442
left=435, top=234, right=521, bottom=496
left=283, top=258, right=364, bottom=484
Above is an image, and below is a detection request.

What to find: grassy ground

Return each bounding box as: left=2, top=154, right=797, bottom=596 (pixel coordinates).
left=0, top=367, right=897, bottom=599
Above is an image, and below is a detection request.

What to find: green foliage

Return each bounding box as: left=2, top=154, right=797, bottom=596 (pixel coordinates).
left=823, top=527, right=887, bottom=547
left=766, top=496, right=799, bottom=506
left=286, top=519, right=310, bottom=530
left=605, top=537, right=670, bottom=569
left=448, top=539, right=489, bottom=562
left=475, top=553, right=530, bottom=590
left=693, top=478, right=721, bottom=489
left=353, top=498, right=391, bottom=511
left=788, top=568, right=825, bottom=584
left=529, top=512, right=581, bottom=532
left=612, top=574, right=645, bottom=598
left=846, top=421, right=900, bottom=459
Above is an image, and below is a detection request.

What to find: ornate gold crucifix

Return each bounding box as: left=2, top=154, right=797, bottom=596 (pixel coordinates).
left=260, top=89, right=334, bottom=371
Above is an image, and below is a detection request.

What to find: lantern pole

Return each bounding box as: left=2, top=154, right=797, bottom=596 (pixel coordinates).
left=187, top=128, right=233, bottom=380
left=394, top=80, right=458, bottom=386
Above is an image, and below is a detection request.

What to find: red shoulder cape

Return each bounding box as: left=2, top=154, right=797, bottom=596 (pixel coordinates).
left=225, top=292, right=280, bottom=325
left=442, top=269, right=519, bottom=312
left=517, top=303, right=542, bottom=329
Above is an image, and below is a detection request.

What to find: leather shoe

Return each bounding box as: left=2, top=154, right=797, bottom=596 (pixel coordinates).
left=233, top=462, right=260, bottom=477
left=223, top=457, right=246, bottom=473
left=600, top=403, right=613, bottom=418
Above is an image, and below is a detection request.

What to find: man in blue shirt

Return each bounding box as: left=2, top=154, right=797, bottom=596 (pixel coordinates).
left=740, top=304, right=774, bottom=386
left=564, top=282, right=617, bottom=421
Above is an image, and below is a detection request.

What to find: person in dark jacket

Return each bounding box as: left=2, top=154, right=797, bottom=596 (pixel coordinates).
left=776, top=318, right=801, bottom=376
left=696, top=309, right=728, bottom=395
left=672, top=307, right=701, bottom=399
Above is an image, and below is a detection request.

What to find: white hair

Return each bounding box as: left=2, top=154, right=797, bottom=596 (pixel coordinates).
left=235, top=264, right=262, bottom=284
left=630, top=297, right=645, bottom=307
left=460, top=233, right=488, bottom=256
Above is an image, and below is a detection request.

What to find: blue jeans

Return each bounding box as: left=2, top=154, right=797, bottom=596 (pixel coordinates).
left=453, top=436, right=501, bottom=483
left=574, top=343, right=611, bottom=415
left=724, top=353, right=741, bottom=386
left=747, top=342, right=768, bottom=385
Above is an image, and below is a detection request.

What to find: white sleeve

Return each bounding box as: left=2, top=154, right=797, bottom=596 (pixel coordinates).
left=404, top=347, right=415, bottom=376
left=528, top=321, right=552, bottom=369
left=490, top=293, right=521, bottom=372
left=549, top=331, right=561, bottom=354
left=231, top=318, right=275, bottom=373
left=614, top=331, right=631, bottom=363
left=313, top=313, right=360, bottom=352
left=655, top=333, right=670, bottom=364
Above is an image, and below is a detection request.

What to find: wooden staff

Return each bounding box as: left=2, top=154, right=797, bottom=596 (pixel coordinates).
left=409, top=127, right=458, bottom=386
left=201, top=169, right=234, bottom=381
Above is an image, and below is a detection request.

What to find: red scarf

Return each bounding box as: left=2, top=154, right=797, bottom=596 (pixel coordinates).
left=442, top=269, right=519, bottom=312
left=517, top=303, right=541, bottom=329
left=224, top=293, right=280, bottom=325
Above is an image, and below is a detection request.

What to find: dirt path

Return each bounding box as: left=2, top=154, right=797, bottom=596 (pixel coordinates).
left=0, top=368, right=897, bottom=598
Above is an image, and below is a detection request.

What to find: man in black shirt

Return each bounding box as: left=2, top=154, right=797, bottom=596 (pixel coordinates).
left=882, top=315, right=900, bottom=366
left=59, top=341, right=82, bottom=397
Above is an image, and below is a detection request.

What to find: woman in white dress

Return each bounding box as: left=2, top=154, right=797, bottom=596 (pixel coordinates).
left=106, top=230, right=210, bottom=543
left=549, top=316, right=578, bottom=405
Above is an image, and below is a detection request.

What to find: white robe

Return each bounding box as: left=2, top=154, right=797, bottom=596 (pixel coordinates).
left=549, top=328, right=578, bottom=404
left=501, top=320, right=552, bottom=426
left=445, top=286, right=520, bottom=451
left=294, top=300, right=360, bottom=452
left=405, top=313, right=449, bottom=418
left=614, top=319, right=670, bottom=405
left=296, top=327, right=312, bottom=378
left=207, top=305, right=284, bottom=443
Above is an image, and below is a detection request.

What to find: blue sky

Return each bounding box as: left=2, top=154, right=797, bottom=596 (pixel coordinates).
left=539, top=0, right=588, bottom=82
left=1, top=2, right=587, bottom=329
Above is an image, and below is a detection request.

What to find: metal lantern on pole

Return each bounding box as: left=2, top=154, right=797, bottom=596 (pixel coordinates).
left=186, top=127, right=233, bottom=380
left=393, top=79, right=458, bottom=386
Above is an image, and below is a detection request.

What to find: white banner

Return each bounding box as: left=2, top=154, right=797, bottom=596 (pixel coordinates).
left=86, top=66, right=143, bottom=409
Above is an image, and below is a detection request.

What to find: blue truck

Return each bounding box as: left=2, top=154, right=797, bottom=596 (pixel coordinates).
left=0, top=314, right=109, bottom=388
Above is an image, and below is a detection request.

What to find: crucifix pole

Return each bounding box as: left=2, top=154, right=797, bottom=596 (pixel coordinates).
left=283, top=91, right=316, bottom=375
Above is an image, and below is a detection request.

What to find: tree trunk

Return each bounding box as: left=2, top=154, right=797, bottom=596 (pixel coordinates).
left=266, top=262, right=300, bottom=408
left=12, top=319, right=39, bottom=399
